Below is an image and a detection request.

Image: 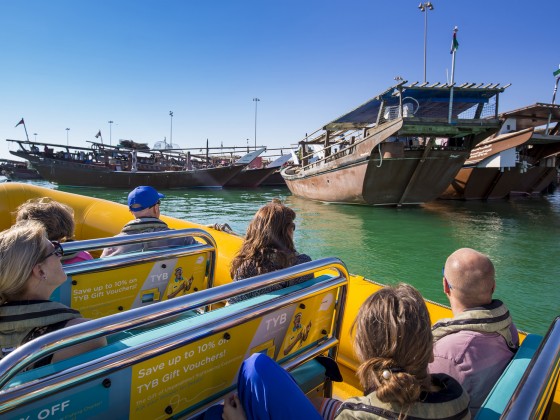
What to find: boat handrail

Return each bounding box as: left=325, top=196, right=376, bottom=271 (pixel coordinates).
left=0, top=257, right=349, bottom=388
left=501, top=316, right=560, bottom=418
left=61, top=228, right=215, bottom=257
left=61, top=228, right=217, bottom=280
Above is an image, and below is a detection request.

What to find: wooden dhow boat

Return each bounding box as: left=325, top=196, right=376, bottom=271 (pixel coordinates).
left=0, top=158, right=42, bottom=180
left=441, top=103, right=560, bottom=200
left=282, top=80, right=509, bottom=206
left=225, top=153, right=292, bottom=188
left=6, top=140, right=256, bottom=189
left=259, top=170, right=287, bottom=186
left=0, top=183, right=558, bottom=419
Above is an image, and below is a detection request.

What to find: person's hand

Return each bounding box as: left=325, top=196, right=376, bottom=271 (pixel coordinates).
left=222, top=393, right=246, bottom=420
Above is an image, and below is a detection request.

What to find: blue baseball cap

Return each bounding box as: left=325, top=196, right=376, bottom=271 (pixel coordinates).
left=128, top=186, right=165, bottom=212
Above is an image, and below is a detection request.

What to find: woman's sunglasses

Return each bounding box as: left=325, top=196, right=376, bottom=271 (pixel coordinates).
left=40, top=241, right=64, bottom=262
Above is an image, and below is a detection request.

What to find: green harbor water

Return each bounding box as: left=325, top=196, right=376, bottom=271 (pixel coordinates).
left=31, top=180, right=560, bottom=336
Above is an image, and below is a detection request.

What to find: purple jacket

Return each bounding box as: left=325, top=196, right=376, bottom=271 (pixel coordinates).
left=429, top=321, right=518, bottom=416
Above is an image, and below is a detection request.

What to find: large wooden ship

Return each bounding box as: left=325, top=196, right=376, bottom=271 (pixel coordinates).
left=440, top=103, right=560, bottom=200
left=6, top=140, right=254, bottom=189
left=281, top=80, right=508, bottom=206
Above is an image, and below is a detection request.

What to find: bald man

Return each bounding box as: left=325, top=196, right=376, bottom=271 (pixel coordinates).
left=428, top=248, right=519, bottom=416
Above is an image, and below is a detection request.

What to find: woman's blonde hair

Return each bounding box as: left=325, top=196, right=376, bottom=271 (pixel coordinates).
left=16, top=197, right=75, bottom=242
left=0, top=220, right=50, bottom=304
left=353, top=283, right=433, bottom=410
left=230, top=200, right=296, bottom=277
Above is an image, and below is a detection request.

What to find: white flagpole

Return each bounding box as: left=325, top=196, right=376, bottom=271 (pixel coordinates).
left=448, top=26, right=458, bottom=123
left=545, top=65, right=560, bottom=135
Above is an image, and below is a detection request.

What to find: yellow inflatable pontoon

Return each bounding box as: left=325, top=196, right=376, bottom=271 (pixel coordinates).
left=0, top=183, right=558, bottom=419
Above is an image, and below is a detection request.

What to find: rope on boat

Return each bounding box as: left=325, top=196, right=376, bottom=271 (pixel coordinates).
left=207, top=223, right=238, bottom=236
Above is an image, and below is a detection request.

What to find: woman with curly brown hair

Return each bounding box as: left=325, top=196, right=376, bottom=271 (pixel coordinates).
left=221, top=284, right=470, bottom=420
left=229, top=200, right=312, bottom=303
left=16, top=197, right=93, bottom=264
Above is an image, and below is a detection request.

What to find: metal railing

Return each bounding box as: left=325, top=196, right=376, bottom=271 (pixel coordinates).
left=61, top=228, right=217, bottom=276
left=0, top=258, right=349, bottom=417
left=0, top=258, right=347, bottom=387
left=502, top=316, right=560, bottom=419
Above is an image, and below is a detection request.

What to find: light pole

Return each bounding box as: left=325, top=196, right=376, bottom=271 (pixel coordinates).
left=65, top=128, right=70, bottom=146
left=418, top=2, right=434, bottom=83
left=108, top=121, right=114, bottom=146
left=33, top=133, right=37, bottom=141
left=252, top=98, right=260, bottom=150
left=169, top=111, right=173, bottom=147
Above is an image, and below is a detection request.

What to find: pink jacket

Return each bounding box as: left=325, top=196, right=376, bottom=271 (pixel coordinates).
left=62, top=250, right=93, bottom=265
left=429, top=323, right=518, bottom=416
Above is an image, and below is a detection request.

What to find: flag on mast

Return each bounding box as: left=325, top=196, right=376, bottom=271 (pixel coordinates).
left=15, top=118, right=24, bottom=127
left=95, top=130, right=101, bottom=138
left=450, top=28, right=459, bottom=54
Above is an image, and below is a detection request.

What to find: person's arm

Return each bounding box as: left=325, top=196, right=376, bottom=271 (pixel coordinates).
left=51, top=318, right=107, bottom=363
left=100, top=247, right=114, bottom=258
left=311, top=397, right=343, bottom=420
left=223, top=394, right=247, bottom=420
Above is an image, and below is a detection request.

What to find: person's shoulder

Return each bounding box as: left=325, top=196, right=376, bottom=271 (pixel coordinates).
left=425, top=373, right=470, bottom=415
left=65, top=317, right=89, bottom=327
left=433, top=330, right=480, bottom=359
left=296, top=253, right=312, bottom=263
left=234, top=260, right=258, bottom=280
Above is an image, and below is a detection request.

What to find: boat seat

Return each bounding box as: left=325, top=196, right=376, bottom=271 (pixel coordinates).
left=475, top=334, right=542, bottom=419
left=52, top=229, right=217, bottom=319
left=2, top=266, right=347, bottom=419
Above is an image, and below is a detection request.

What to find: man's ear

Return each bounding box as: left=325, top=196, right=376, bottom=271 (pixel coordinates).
left=443, top=277, right=451, bottom=295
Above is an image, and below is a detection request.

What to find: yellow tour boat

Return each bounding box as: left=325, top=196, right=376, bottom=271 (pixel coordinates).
left=0, top=182, right=558, bottom=419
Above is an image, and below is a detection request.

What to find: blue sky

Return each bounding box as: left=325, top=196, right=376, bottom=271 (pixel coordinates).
left=1, top=1, right=558, bottom=160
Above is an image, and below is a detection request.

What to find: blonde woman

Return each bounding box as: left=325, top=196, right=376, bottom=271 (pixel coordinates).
left=222, top=284, right=470, bottom=420
left=16, top=197, right=93, bottom=264
left=0, top=221, right=104, bottom=367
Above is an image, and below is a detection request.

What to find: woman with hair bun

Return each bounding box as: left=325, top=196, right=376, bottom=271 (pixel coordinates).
left=221, top=284, right=470, bottom=420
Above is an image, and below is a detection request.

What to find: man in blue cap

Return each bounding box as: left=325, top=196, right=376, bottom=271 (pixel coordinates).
left=101, top=186, right=195, bottom=257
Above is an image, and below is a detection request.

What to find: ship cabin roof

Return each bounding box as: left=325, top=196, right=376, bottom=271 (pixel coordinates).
left=499, top=103, right=560, bottom=130
left=324, top=81, right=507, bottom=131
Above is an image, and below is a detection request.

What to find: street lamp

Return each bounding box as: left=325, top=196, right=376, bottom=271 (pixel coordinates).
left=33, top=133, right=37, bottom=141
left=418, top=2, right=434, bottom=83
left=65, top=128, right=70, bottom=146
left=169, top=111, right=173, bottom=147
left=108, top=121, right=114, bottom=146
left=253, top=98, right=260, bottom=150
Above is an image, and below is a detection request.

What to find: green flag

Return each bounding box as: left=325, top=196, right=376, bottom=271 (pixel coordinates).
left=450, top=31, right=459, bottom=54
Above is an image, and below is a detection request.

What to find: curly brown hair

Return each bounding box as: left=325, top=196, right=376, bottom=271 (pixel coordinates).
left=353, top=284, right=433, bottom=413
left=15, top=197, right=75, bottom=242
left=230, top=200, right=297, bottom=277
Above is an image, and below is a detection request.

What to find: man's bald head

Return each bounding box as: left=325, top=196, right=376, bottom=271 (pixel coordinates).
left=444, top=248, right=495, bottom=308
